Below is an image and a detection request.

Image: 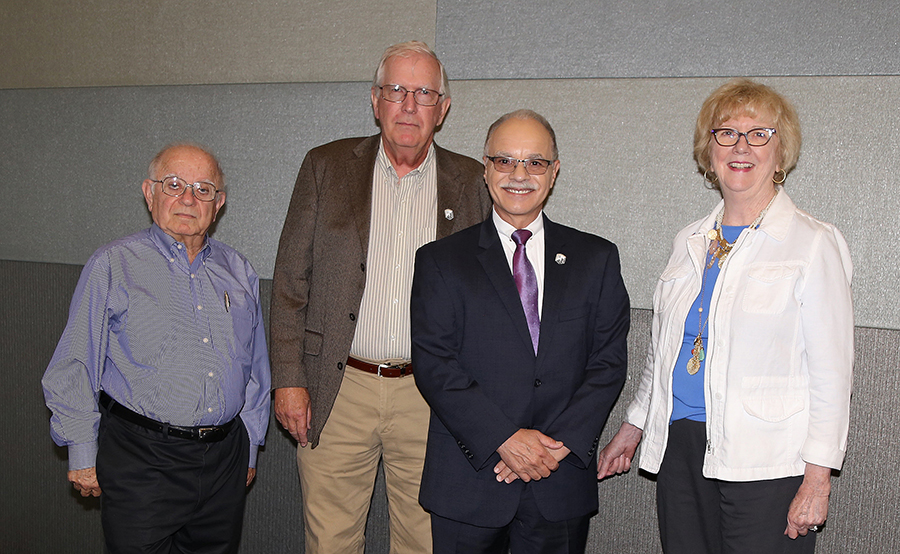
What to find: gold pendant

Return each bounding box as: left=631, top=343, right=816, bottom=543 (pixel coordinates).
left=707, top=229, right=718, bottom=240
left=687, top=356, right=701, bottom=375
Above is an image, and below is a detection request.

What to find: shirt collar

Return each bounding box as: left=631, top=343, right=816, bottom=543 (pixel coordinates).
left=148, top=223, right=211, bottom=262
left=375, top=139, right=436, bottom=182
left=492, top=209, right=544, bottom=242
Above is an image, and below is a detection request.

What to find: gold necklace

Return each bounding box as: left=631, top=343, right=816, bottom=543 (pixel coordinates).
left=687, top=190, right=780, bottom=374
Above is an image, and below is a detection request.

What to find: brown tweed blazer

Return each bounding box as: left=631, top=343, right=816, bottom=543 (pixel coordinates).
left=270, top=134, right=491, bottom=448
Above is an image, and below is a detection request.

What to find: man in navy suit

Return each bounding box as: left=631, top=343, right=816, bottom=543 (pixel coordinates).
left=411, top=109, right=630, bottom=553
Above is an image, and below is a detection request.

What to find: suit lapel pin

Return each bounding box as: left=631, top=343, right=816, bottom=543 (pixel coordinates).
left=444, top=209, right=454, bottom=221
left=555, top=253, right=566, bottom=265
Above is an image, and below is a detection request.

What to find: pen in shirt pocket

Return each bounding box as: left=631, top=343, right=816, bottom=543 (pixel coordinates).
left=223, top=291, right=230, bottom=312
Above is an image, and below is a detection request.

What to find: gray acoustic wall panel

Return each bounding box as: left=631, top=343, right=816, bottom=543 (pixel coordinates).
left=437, top=0, right=900, bottom=79
left=6, top=261, right=897, bottom=552
left=3, top=76, right=897, bottom=329
left=0, top=0, right=436, bottom=89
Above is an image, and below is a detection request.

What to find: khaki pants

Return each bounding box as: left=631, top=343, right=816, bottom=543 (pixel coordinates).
left=298, top=365, right=432, bottom=554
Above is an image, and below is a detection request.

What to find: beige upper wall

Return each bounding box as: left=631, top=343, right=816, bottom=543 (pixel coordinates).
left=0, top=0, right=437, bottom=88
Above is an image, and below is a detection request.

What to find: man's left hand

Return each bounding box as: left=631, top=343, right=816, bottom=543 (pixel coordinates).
left=247, top=468, right=257, bottom=487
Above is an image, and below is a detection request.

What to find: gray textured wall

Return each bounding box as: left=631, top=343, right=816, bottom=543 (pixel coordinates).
left=2, top=0, right=897, bottom=552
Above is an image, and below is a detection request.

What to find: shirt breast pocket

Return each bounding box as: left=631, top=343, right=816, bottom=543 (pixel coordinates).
left=741, top=262, right=800, bottom=315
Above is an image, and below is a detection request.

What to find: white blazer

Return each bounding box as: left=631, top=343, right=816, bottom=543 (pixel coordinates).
left=626, top=188, right=854, bottom=482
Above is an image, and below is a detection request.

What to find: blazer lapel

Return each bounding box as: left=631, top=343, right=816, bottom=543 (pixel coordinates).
left=348, top=136, right=380, bottom=257
left=435, top=144, right=481, bottom=239
left=536, top=216, right=568, bottom=363
left=477, top=219, right=537, bottom=356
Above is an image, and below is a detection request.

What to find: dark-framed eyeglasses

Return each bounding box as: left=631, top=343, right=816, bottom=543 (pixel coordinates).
left=711, top=127, right=777, bottom=147
left=152, top=176, right=220, bottom=202
left=377, top=84, right=444, bottom=106
left=485, top=156, right=554, bottom=176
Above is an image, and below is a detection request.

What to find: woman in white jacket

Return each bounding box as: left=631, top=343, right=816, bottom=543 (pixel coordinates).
left=597, top=79, right=853, bottom=554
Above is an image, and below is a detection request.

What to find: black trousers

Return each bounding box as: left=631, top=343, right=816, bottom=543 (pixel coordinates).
left=657, top=419, right=816, bottom=554
left=96, top=407, right=250, bottom=554
left=431, top=485, right=590, bottom=554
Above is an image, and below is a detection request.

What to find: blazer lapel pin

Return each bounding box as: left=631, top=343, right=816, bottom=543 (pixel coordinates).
left=555, top=253, right=566, bottom=265
left=444, top=209, right=454, bottom=221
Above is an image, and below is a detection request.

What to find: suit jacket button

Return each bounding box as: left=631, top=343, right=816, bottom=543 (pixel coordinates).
left=349, top=313, right=356, bottom=321
left=534, top=379, right=542, bottom=387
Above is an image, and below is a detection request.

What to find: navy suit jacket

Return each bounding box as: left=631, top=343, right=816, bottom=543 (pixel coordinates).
left=411, top=214, right=630, bottom=526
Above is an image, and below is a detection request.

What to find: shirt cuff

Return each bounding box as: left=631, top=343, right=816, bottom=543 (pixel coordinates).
left=67, top=442, right=99, bottom=471
left=248, top=444, right=259, bottom=468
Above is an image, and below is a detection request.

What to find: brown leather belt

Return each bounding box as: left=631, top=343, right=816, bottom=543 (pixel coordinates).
left=347, top=356, right=413, bottom=378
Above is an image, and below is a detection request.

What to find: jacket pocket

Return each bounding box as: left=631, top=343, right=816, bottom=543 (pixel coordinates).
left=741, top=262, right=799, bottom=315
left=303, top=329, right=323, bottom=356
left=741, top=376, right=805, bottom=422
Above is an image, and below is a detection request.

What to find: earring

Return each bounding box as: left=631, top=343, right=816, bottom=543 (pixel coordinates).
left=703, top=169, right=718, bottom=183
left=773, top=169, right=786, bottom=184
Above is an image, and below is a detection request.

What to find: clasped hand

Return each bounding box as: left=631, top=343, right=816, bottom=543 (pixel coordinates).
left=494, top=429, right=570, bottom=484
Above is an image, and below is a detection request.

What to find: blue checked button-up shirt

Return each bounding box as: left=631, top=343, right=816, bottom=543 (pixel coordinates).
left=42, top=224, right=271, bottom=470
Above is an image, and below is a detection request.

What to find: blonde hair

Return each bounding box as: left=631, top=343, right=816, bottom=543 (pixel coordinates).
left=694, top=78, right=801, bottom=184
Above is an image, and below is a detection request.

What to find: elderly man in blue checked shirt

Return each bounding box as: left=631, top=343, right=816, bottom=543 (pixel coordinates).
left=42, top=143, right=270, bottom=554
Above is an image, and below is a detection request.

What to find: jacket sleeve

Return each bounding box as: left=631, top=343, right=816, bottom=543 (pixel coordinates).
left=544, top=243, right=630, bottom=467
left=798, top=225, right=854, bottom=470
left=269, top=151, right=319, bottom=389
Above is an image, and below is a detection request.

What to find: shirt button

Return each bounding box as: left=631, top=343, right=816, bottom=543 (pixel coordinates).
left=203, top=337, right=209, bottom=343
left=176, top=244, right=182, bottom=249
left=190, top=274, right=195, bottom=279
left=197, top=305, right=202, bottom=310
left=169, top=258, right=175, bottom=263
left=208, top=372, right=214, bottom=377
left=207, top=407, right=213, bottom=413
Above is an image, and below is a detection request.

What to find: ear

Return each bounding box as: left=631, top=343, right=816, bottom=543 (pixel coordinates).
left=436, top=97, right=451, bottom=127
left=212, top=192, right=226, bottom=222
left=549, top=159, right=560, bottom=189
left=371, top=87, right=381, bottom=121
left=142, top=179, right=155, bottom=210
left=483, top=156, right=490, bottom=182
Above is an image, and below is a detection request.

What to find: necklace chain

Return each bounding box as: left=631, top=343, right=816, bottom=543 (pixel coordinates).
left=687, top=191, right=779, bottom=375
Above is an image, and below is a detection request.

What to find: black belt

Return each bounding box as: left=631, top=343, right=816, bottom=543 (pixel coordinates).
left=99, top=391, right=235, bottom=443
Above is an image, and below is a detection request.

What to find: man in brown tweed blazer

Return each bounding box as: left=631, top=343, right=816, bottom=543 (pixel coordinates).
left=269, top=41, right=491, bottom=553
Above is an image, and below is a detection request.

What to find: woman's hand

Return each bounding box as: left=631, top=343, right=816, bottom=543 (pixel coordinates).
left=785, top=463, right=831, bottom=539
left=597, top=422, right=643, bottom=479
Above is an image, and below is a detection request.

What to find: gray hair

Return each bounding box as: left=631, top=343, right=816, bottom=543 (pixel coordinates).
left=372, top=41, right=450, bottom=99
left=148, top=142, right=226, bottom=194
left=483, top=109, right=558, bottom=160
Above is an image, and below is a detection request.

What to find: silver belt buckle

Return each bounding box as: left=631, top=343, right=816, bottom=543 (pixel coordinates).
left=377, top=360, right=409, bottom=376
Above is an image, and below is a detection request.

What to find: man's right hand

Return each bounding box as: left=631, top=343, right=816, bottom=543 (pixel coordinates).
left=495, top=429, right=565, bottom=482
left=68, top=467, right=101, bottom=497
left=274, top=387, right=312, bottom=446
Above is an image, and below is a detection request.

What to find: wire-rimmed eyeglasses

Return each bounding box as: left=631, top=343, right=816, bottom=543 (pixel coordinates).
left=377, top=84, right=444, bottom=106
left=152, top=176, right=220, bottom=202
left=711, top=127, right=777, bottom=147
left=485, top=156, right=554, bottom=175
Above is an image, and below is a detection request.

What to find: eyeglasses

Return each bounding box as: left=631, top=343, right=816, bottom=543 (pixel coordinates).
left=377, top=84, right=444, bottom=106
left=485, top=156, right=554, bottom=175
left=152, top=176, right=220, bottom=202
left=711, top=127, right=777, bottom=147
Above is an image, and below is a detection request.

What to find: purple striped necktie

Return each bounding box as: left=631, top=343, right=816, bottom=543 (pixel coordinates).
left=512, top=229, right=540, bottom=354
